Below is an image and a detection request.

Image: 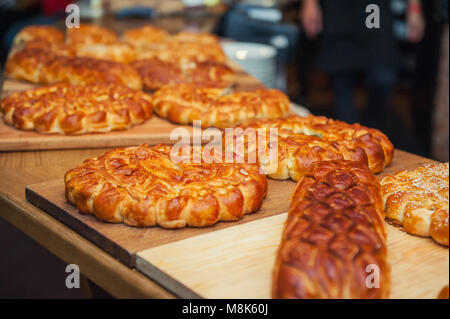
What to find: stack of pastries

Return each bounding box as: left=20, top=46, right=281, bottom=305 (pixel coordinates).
left=2, top=23, right=448, bottom=300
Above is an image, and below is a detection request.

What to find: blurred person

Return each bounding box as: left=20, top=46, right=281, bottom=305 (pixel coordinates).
left=0, top=0, right=71, bottom=66
left=300, top=0, right=425, bottom=130
left=432, top=0, right=449, bottom=161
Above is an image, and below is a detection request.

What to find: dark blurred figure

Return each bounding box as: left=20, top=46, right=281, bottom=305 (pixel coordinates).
left=300, top=0, right=425, bottom=130
left=0, top=0, right=40, bottom=65
left=0, top=0, right=70, bottom=66
left=411, top=0, right=447, bottom=157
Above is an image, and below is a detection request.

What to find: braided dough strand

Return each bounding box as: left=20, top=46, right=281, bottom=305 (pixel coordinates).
left=228, top=115, right=394, bottom=181
left=64, top=144, right=268, bottom=228
left=273, top=160, right=390, bottom=298
left=381, top=162, right=449, bottom=246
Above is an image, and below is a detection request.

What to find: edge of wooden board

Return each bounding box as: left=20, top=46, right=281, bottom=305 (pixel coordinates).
left=135, top=255, right=202, bottom=299
left=136, top=213, right=449, bottom=299
left=25, top=182, right=135, bottom=267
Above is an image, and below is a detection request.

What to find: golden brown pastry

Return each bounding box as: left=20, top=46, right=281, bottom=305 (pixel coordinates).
left=73, top=42, right=136, bottom=64
left=5, top=46, right=142, bottom=90
left=381, top=162, right=449, bottom=246
left=153, top=83, right=290, bottom=128
left=13, top=25, right=64, bottom=46
left=1, top=83, right=152, bottom=134
left=66, top=24, right=117, bottom=45
left=64, top=144, right=267, bottom=228
left=273, top=160, right=390, bottom=298
left=122, top=25, right=170, bottom=52
left=132, top=58, right=235, bottom=91
left=226, top=115, right=394, bottom=181
left=135, top=41, right=227, bottom=64
left=438, top=285, right=449, bottom=299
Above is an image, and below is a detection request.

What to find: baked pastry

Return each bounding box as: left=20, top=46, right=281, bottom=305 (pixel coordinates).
left=380, top=162, right=449, bottom=246
left=123, top=25, right=170, bottom=52
left=171, top=32, right=220, bottom=45
left=64, top=144, right=267, bottom=228
left=1, top=83, right=152, bottom=134
left=13, top=25, right=64, bottom=45
left=135, top=41, right=227, bottom=64
left=272, top=160, right=390, bottom=298
left=132, top=58, right=235, bottom=91
left=153, top=83, right=290, bottom=128
left=5, top=46, right=142, bottom=90
left=66, top=24, right=117, bottom=45
left=226, top=115, right=394, bottom=181
left=124, top=25, right=226, bottom=63
left=73, top=42, right=136, bottom=64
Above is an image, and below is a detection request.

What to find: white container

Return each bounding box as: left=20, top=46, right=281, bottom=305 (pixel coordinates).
left=221, top=42, right=277, bottom=88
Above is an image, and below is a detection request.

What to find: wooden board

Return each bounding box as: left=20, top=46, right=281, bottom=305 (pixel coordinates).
left=25, top=178, right=296, bottom=268
left=137, top=212, right=449, bottom=299
left=24, top=150, right=449, bottom=298
left=0, top=65, right=266, bottom=151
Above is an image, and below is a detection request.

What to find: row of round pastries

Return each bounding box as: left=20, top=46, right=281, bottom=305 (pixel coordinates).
left=1, top=83, right=152, bottom=134
left=1, top=83, right=289, bottom=134
left=7, top=24, right=234, bottom=91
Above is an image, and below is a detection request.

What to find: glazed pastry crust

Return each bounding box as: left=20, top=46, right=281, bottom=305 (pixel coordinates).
left=66, top=24, right=118, bottom=45
left=13, top=25, right=64, bottom=45
left=153, top=83, right=290, bottom=128
left=122, top=25, right=170, bottom=51
left=64, top=144, right=268, bottom=228
left=273, top=160, right=390, bottom=299
left=5, top=47, right=142, bottom=90
left=227, top=115, right=394, bottom=181
left=1, top=83, right=152, bottom=134
left=381, top=162, right=449, bottom=246
left=132, top=58, right=235, bottom=91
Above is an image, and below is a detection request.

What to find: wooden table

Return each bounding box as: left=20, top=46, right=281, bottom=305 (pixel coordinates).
left=0, top=147, right=445, bottom=298
left=0, top=148, right=175, bottom=298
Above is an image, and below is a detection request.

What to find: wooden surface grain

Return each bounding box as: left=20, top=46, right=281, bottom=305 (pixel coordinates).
left=25, top=179, right=296, bottom=267
left=137, top=212, right=449, bottom=299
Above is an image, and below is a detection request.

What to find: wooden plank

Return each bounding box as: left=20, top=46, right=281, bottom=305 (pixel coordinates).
left=137, top=212, right=449, bottom=299
left=25, top=178, right=297, bottom=267
left=0, top=116, right=184, bottom=151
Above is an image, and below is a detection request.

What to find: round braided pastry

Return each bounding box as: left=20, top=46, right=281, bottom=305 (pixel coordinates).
left=132, top=58, right=235, bottom=91
left=273, top=160, right=390, bottom=299
left=5, top=46, right=142, bottom=90
left=153, top=83, right=290, bottom=128
left=227, top=115, right=394, bottom=181
left=66, top=24, right=118, bottom=45
left=13, top=25, right=64, bottom=46
left=64, top=144, right=268, bottom=228
left=1, top=83, right=152, bottom=134
left=381, top=162, right=449, bottom=246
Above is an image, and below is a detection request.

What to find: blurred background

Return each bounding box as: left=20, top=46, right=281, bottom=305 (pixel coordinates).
left=0, top=0, right=448, bottom=298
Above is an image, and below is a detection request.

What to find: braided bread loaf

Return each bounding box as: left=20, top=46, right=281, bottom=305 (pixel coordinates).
left=5, top=46, right=142, bottom=90
left=381, top=162, right=449, bottom=246
left=1, top=83, right=152, bottom=134
left=153, top=84, right=290, bottom=128
left=65, top=144, right=267, bottom=228
left=227, top=115, right=394, bottom=181
left=273, top=160, right=390, bottom=298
